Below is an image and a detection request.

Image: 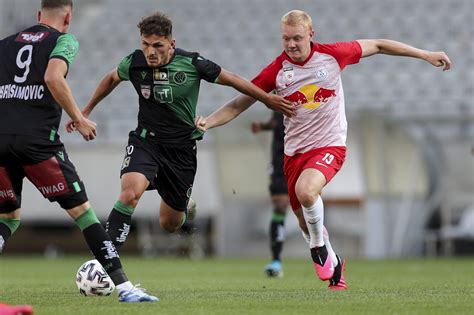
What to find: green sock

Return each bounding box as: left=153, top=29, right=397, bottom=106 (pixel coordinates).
left=180, top=212, right=187, bottom=227
left=74, top=208, right=100, bottom=231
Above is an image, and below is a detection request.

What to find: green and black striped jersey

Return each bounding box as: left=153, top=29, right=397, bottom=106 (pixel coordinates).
left=117, top=48, right=221, bottom=144
left=0, top=24, right=79, bottom=139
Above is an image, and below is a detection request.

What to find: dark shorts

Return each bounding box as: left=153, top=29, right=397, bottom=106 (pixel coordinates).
left=269, top=165, right=288, bottom=196
left=269, top=148, right=288, bottom=196
left=269, top=174, right=288, bottom=195
left=0, top=135, right=88, bottom=213
left=120, top=131, right=196, bottom=212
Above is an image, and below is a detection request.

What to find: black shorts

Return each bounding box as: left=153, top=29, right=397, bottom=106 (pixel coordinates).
left=269, top=133, right=287, bottom=195
left=269, top=168, right=288, bottom=196
left=269, top=153, right=288, bottom=196
left=0, top=134, right=88, bottom=213
left=120, top=130, right=196, bottom=212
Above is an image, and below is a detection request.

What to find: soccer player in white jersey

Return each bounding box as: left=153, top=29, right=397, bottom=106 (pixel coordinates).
left=195, top=10, right=451, bottom=289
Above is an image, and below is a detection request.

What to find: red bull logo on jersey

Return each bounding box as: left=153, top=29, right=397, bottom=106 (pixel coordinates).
left=285, top=84, right=336, bottom=110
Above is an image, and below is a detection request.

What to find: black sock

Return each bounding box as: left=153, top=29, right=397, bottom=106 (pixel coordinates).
left=82, top=223, right=127, bottom=285
left=270, top=219, right=285, bottom=261
left=310, top=245, right=328, bottom=266
left=0, top=223, right=12, bottom=253
left=108, top=268, right=128, bottom=286
left=105, top=209, right=132, bottom=249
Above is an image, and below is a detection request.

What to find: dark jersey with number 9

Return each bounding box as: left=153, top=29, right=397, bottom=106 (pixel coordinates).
left=0, top=24, right=79, bottom=139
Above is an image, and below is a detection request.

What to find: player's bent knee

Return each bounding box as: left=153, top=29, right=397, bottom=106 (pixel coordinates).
left=66, top=201, right=92, bottom=220
left=119, top=189, right=141, bottom=207
left=295, top=188, right=316, bottom=207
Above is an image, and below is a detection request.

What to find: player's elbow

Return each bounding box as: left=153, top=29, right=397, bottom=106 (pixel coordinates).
left=44, top=71, right=62, bottom=91
left=216, top=69, right=240, bottom=87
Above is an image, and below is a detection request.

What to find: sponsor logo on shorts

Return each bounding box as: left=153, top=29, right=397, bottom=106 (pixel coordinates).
left=38, top=183, right=66, bottom=196
left=0, top=189, right=15, bottom=201
left=186, top=185, right=193, bottom=198
left=121, top=157, right=131, bottom=170
left=57, top=151, right=65, bottom=161
left=315, top=161, right=329, bottom=168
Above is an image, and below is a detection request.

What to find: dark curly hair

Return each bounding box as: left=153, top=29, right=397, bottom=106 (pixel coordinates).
left=138, top=12, right=173, bottom=38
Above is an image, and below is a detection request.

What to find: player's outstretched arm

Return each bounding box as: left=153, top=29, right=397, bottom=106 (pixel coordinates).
left=195, top=94, right=256, bottom=132
left=44, top=59, right=96, bottom=141
left=216, top=69, right=295, bottom=117
left=65, top=68, right=122, bottom=133
left=357, top=39, right=451, bottom=71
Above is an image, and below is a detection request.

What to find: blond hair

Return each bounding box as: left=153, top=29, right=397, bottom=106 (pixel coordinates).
left=281, top=10, right=313, bottom=32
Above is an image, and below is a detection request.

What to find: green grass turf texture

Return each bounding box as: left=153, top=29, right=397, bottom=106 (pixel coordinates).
left=0, top=256, right=473, bottom=315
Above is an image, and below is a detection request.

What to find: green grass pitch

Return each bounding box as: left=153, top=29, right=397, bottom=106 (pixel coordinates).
left=1, top=256, right=473, bottom=314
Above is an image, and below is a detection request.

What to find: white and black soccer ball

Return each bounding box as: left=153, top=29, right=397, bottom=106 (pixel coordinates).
left=75, top=259, right=115, bottom=296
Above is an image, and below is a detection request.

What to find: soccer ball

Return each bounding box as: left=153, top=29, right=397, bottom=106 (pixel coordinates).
left=75, top=259, right=115, bottom=296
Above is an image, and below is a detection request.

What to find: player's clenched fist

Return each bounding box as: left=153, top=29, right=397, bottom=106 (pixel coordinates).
left=195, top=115, right=208, bottom=132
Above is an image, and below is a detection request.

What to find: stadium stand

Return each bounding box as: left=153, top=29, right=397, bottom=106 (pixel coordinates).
left=1, top=0, right=472, bottom=257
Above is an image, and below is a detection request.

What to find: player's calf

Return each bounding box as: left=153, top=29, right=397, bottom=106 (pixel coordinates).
left=106, top=201, right=134, bottom=249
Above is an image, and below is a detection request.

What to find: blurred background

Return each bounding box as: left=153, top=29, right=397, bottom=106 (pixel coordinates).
left=1, top=0, right=472, bottom=259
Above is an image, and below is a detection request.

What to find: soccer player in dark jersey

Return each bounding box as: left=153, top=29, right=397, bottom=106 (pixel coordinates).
left=65, top=12, right=293, bottom=251
left=251, top=112, right=289, bottom=277
left=0, top=0, right=157, bottom=303
left=196, top=10, right=451, bottom=290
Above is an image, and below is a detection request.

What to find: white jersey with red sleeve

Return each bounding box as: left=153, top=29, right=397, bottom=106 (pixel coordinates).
left=252, top=41, right=362, bottom=156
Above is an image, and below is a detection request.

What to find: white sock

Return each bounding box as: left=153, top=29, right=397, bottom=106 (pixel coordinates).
left=116, top=281, right=134, bottom=292
left=323, top=226, right=338, bottom=268
left=302, top=196, right=324, bottom=248
left=301, top=231, right=311, bottom=244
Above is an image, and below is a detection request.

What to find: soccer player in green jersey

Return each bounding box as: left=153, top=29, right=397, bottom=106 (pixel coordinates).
left=66, top=12, right=293, bottom=250
left=0, top=0, right=157, bottom=302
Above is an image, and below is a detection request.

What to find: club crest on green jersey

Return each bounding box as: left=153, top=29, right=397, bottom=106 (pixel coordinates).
left=173, top=71, right=187, bottom=85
